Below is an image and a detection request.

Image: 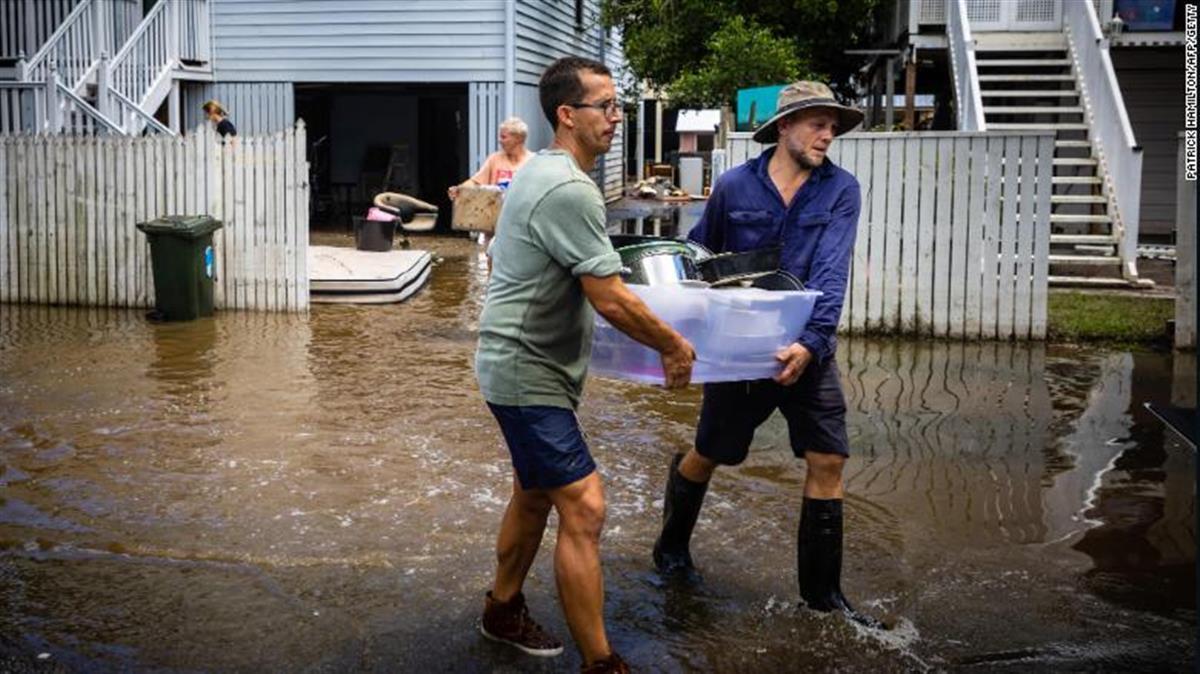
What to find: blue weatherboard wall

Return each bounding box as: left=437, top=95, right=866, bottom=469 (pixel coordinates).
left=736, top=84, right=787, bottom=132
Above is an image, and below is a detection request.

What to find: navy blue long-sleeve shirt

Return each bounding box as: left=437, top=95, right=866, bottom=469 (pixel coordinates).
left=687, top=146, right=861, bottom=365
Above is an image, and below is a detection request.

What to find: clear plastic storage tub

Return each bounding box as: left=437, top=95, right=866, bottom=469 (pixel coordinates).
left=590, top=284, right=823, bottom=385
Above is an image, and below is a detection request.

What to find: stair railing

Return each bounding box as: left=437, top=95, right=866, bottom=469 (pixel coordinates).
left=946, top=0, right=986, bottom=131
left=1063, top=0, right=1142, bottom=280
left=107, top=0, right=171, bottom=108
left=38, top=63, right=123, bottom=134
left=22, top=0, right=100, bottom=92
left=109, top=87, right=173, bottom=135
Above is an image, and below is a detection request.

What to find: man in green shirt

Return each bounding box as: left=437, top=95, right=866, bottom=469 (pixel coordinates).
left=475, top=57, right=694, bottom=673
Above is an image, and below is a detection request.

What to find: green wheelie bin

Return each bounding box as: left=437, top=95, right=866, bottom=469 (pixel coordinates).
left=137, top=215, right=224, bottom=321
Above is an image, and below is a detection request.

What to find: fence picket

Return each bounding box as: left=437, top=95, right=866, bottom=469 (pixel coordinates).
left=34, top=133, right=47, bottom=306
left=283, top=124, right=296, bottom=311
left=265, top=132, right=279, bottom=312
left=849, top=138, right=869, bottom=334
left=980, top=136, right=1003, bottom=339
left=253, top=136, right=266, bottom=311
left=916, top=138, right=935, bottom=335
left=1013, top=136, right=1037, bottom=339
left=965, top=137, right=986, bottom=338
left=295, top=120, right=309, bottom=310
left=1030, top=134, right=1052, bottom=339
left=900, top=137, right=919, bottom=333
left=948, top=137, right=971, bottom=338
left=867, top=139, right=887, bottom=331
left=932, top=137, right=953, bottom=337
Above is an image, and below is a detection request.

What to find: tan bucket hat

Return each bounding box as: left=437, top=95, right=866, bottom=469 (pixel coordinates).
left=751, top=81, right=864, bottom=144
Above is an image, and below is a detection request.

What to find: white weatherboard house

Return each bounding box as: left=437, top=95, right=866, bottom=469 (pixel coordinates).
left=865, top=0, right=1189, bottom=287
left=0, top=0, right=630, bottom=227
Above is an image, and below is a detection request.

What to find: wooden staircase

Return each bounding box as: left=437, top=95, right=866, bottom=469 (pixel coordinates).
left=974, top=32, right=1144, bottom=287
left=0, top=0, right=211, bottom=136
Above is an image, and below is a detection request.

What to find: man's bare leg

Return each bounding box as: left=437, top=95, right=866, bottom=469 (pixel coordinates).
left=802, top=451, right=845, bottom=498
left=678, top=448, right=717, bottom=483
left=545, top=471, right=611, bottom=665
left=493, top=473, right=553, bottom=601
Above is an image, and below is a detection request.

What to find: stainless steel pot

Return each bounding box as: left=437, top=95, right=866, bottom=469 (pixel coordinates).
left=617, top=241, right=705, bottom=285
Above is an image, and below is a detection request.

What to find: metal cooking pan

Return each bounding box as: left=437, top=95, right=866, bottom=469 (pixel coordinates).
left=697, top=246, right=782, bottom=286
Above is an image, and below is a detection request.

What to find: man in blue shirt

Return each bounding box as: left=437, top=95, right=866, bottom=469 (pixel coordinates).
left=652, top=81, right=882, bottom=629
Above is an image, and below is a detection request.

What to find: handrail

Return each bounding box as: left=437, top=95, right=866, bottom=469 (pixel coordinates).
left=109, top=0, right=172, bottom=107
left=109, top=0, right=166, bottom=71
left=110, top=87, right=174, bottom=135
left=946, top=0, right=986, bottom=131
left=1063, top=0, right=1142, bottom=278
left=56, top=80, right=123, bottom=134
left=23, top=0, right=95, bottom=88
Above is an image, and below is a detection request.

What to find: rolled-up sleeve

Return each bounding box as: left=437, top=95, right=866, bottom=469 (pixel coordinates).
left=531, top=180, right=623, bottom=278
left=796, top=182, right=860, bottom=364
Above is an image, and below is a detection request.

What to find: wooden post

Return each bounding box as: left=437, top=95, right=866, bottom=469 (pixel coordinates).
left=22, top=0, right=36, bottom=64
left=884, top=57, right=895, bottom=130
left=45, top=62, right=61, bottom=134
left=654, top=98, right=663, bottom=164
left=93, top=0, right=108, bottom=57
left=904, top=51, right=917, bottom=130
left=96, top=53, right=111, bottom=122
left=168, top=80, right=181, bottom=134
left=166, top=0, right=178, bottom=61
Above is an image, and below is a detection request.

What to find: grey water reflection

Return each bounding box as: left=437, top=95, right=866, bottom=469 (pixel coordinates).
left=0, top=235, right=1194, bottom=671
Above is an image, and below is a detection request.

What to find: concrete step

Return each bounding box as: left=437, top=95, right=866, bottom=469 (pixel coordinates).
left=984, top=105, right=1083, bottom=114
left=975, top=58, right=1072, bottom=67
left=1048, top=275, right=1146, bottom=288
left=1050, top=213, right=1111, bottom=224
left=1053, top=157, right=1098, bottom=166
left=989, top=122, right=1089, bottom=130
left=1053, top=176, right=1103, bottom=185
left=980, top=89, right=1080, bottom=97
left=1048, top=254, right=1121, bottom=265
left=1055, top=140, right=1093, bottom=148
left=1050, top=234, right=1119, bottom=245
left=1052, top=194, right=1107, bottom=204
left=978, top=74, right=1076, bottom=82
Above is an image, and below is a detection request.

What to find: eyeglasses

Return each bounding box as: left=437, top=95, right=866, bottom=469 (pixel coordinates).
left=568, top=99, right=621, bottom=117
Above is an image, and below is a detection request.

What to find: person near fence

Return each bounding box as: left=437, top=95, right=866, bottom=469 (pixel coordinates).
left=475, top=56, right=695, bottom=674
left=202, top=100, right=237, bottom=138
left=652, top=81, right=884, bottom=629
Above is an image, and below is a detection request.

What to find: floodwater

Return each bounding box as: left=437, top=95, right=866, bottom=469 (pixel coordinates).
left=0, top=233, right=1194, bottom=672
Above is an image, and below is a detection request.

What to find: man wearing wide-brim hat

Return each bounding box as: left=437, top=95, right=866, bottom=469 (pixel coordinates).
left=652, top=81, right=883, bottom=629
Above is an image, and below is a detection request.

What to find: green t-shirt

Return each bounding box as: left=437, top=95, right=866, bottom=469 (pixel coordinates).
left=475, top=149, right=622, bottom=410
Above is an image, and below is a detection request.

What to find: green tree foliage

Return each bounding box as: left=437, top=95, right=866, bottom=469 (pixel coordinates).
left=601, top=0, right=880, bottom=107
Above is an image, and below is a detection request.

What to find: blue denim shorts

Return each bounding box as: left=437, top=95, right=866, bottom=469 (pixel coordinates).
left=487, top=403, right=597, bottom=491
left=695, top=358, right=850, bottom=465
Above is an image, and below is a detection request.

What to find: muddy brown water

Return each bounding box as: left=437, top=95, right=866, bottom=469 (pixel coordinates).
left=0, top=234, right=1194, bottom=672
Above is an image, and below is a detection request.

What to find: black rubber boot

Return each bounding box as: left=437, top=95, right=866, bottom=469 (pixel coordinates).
left=797, top=497, right=885, bottom=629
left=652, top=453, right=709, bottom=584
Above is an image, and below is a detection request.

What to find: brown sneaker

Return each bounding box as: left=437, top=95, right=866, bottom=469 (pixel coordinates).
left=480, top=591, right=564, bottom=657
left=581, top=651, right=630, bottom=673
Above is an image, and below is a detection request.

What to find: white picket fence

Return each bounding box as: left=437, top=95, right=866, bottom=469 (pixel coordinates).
left=0, top=122, right=310, bottom=312
left=726, top=131, right=1055, bottom=340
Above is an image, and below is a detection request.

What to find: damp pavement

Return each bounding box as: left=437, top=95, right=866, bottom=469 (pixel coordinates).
left=0, top=233, right=1194, bottom=672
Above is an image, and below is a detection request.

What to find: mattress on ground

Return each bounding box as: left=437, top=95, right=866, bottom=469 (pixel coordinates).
left=311, top=263, right=432, bottom=304
left=308, top=246, right=432, bottom=293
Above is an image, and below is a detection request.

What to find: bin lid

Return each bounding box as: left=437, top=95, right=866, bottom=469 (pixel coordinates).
left=136, top=215, right=223, bottom=238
